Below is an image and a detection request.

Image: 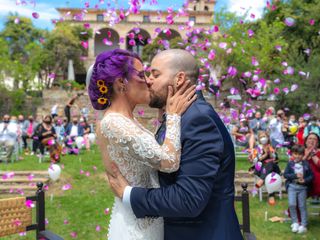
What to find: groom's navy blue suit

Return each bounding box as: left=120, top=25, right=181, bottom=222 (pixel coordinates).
left=130, top=92, right=243, bottom=240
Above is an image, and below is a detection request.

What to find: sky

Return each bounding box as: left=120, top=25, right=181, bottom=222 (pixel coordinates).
left=0, top=0, right=268, bottom=30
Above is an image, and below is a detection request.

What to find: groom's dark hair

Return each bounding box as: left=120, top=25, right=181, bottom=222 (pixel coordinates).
left=156, top=49, right=199, bottom=84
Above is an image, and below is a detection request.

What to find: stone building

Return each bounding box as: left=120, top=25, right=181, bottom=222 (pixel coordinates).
left=57, top=0, right=216, bottom=68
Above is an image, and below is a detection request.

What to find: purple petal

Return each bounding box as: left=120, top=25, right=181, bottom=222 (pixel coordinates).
left=284, top=17, right=295, bottom=27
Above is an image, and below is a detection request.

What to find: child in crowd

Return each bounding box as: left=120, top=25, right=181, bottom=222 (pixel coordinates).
left=252, top=131, right=281, bottom=205
left=284, top=144, right=313, bottom=233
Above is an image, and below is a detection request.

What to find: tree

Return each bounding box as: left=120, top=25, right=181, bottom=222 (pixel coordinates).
left=0, top=14, right=43, bottom=90
left=40, top=22, right=92, bottom=88
left=141, top=36, right=185, bottom=63
left=264, top=0, right=320, bottom=115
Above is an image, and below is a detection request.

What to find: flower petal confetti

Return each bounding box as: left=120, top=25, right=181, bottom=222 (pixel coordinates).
left=62, top=184, right=72, bottom=191
left=32, top=12, right=39, bottom=19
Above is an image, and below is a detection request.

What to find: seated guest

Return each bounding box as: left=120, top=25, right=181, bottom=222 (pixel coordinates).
left=253, top=131, right=281, bottom=205
left=232, top=118, right=255, bottom=148
left=65, top=117, right=84, bottom=153
left=284, top=145, right=313, bottom=234
left=37, top=115, right=62, bottom=163
left=21, top=115, right=38, bottom=152
left=53, top=118, right=65, bottom=144
left=80, top=117, right=91, bottom=151
left=0, top=115, right=18, bottom=162
left=304, top=116, right=320, bottom=138
left=249, top=111, right=267, bottom=135
left=297, top=117, right=306, bottom=145
left=17, top=115, right=25, bottom=150
left=232, top=118, right=255, bottom=159
left=303, top=133, right=320, bottom=198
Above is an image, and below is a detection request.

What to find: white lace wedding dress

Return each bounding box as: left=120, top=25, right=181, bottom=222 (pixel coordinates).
left=100, top=112, right=181, bottom=240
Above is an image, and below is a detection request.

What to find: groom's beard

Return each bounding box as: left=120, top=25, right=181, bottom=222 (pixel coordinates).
left=149, top=91, right=166, bottom=109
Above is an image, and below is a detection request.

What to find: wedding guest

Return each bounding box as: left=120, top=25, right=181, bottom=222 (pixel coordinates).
left=80, top=117, right=91, bottom=151
left=37, top=115, right=62, bottom=163
left=0, top=115, right=18, bottom=162
left=284, top=145, right=313, bottom=234
left=297, top=117, right=306, bottom=145
left=303, top=133, right=320, bottom=198
left=304, top=116, right=320, bottom=138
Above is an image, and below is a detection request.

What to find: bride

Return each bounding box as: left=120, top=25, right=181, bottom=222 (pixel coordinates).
left=87, top=49, right=196, bottom=239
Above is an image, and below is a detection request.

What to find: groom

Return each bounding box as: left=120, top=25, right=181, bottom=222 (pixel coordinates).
left=107, top=49, right=243, bottom=240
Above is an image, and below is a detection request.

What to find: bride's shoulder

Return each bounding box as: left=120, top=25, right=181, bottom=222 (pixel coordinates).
left=100, top=112, right=133, bottom=129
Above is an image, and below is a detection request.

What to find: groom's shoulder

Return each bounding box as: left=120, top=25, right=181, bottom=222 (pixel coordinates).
left=182, top=97, right=218, bottom=124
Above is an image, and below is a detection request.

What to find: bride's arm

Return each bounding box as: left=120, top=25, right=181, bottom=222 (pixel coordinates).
left=101, top=114, right=181, bottom=173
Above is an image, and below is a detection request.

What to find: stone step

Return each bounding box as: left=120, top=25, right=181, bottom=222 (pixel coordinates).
left=0, top=177, right=49, bottom=183
left=0, top=171, right=48, bottom=177
left=0, top=185, right=39, bottom=191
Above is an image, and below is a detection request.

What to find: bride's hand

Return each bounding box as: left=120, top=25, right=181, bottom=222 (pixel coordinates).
left=166, top=80, right=197, bottom=116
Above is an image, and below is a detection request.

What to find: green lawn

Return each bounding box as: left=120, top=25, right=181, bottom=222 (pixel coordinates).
left=1, top=146, right=319, bottom=240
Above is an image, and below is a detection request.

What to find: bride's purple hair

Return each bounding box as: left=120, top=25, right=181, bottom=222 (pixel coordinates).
left=88, top=49, right=141, bottom=110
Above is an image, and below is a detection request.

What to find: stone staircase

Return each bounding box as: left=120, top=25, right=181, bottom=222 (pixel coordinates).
left=235, top=170, right=286, bottom=196
left=0, top=171, right=49, bottom=197
left=0, top=169, right=284, bottom=198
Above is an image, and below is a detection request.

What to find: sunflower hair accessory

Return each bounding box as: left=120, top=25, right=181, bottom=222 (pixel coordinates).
left=99, top=85, right=108, bottom=94
left=97, top=97, right=108, bottom=105
left=97, top=79, right=105, bottom=87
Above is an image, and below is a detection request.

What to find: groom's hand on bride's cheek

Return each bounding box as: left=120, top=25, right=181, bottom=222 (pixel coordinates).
left=106, top=163, right=129, bottom=199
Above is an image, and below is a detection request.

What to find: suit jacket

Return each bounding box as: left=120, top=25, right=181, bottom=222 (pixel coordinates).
left=284, top=160, right=313, bottom=190
left=130, top=92, right=243, bottom=240
left=65, top=123, right=84, bottom=137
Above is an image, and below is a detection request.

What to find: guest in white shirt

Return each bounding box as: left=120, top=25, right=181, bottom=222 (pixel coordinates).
left=0, top=115, right=18, bottom=162
left=269, top=109, right=285, bottom=148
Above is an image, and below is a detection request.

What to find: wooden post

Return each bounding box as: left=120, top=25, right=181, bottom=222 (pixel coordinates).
left=36, top=182, right=46, bottom=237
left=241, top=183, right=250, bottom=233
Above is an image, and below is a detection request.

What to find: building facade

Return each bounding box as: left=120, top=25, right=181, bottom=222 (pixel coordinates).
left=57, top=0, right=216, bottom=68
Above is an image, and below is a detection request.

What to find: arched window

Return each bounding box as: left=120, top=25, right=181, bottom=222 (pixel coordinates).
left=204, top=6, right=209, bottom=11
left=194, top=6, right=196, bottom=11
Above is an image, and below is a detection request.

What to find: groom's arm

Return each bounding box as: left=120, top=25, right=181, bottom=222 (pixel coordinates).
left=129, top=113, right=224, bottom=218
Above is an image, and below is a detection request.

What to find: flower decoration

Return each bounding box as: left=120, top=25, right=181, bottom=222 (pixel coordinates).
left=97, top=97, right=108, bottom=105
left=97, top=80, right=105, bottom=87
left=99, top=85, right=108, bottom=94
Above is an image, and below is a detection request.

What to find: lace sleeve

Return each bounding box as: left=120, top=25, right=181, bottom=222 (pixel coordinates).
left=101, top=113, right=181, bottom=173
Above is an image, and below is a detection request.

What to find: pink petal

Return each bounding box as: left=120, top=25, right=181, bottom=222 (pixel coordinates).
left=104, top=208, right=110, bottom=215
left=83, top=23, right=90, bottom=29
left=25, top=200, right=34, bottom=208
left=32, top=12, right=39, bottom=19
left=218, top=42, right=227, bottom=49
left=243, top=71, right=252, bottom=78
left=70, top=232, right=77, bottom=238
left=213, top=25, right=219, bottom=32
left=137, top=109, right=145, bottom=116
left=284, top=17, right=295, bottom=27
left=291, top=84, right=298, bottom=92
left=275, top=45, right=282, bottom=51
left=273, top=78, right=280, bottom=84
left=14, top=18, right=20, bottom=24
left=129, top=39, right=136, bottom=46
left=273, top=87, right=280, bottom=94
left=248, top=29, right=254, bottom=37
left=227, top=66, right=237, bottom=77
left=103, top=38, right=113, bottom=46
left=81, top=41, right=88, bottom=49
left=283, top=87, right=289, bottom=94
left=96, top=225, right=101, bottom=232
left=62, top=184, right=72, bottom=191
left=309, top=19, right=315, bottom=25
left=251, top=57, right=259, bottom=66
left=269, top=178, right=277, bottom=184
left=208, top=49, right=215, bottom=60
